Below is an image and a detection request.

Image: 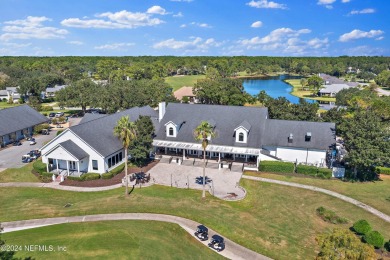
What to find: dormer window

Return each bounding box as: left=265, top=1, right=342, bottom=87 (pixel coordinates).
left=234, top=121, right=251, bottom=144
left=165, top=121, right=178, bottom=137
left=288, top=133, right=293, bottom=143
left=305, top=132, right=311, bottom=142
left=238, top=133, right=244, bottom=142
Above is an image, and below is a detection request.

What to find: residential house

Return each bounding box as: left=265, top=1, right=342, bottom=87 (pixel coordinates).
left=40, top=106, right=159, bottom=175
left=0, top=87, right=21, bottom=103
left=173, top=87, right=198, bottom=103
left=44, top=85, right=68, bottom=98
left=0, top=105, right=49, bottom=147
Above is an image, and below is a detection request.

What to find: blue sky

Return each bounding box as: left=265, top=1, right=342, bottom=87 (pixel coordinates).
left=0, top=0, right=388, bottom=56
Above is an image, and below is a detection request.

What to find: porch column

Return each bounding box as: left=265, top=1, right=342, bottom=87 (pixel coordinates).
left=56, top=159, right=59, bottom=172
left=218, top=153, right=221, bottom=163
left=46, top=162, right=49, bottom=172
left=209, top=151, right=212, bottom=159
left=66, top=160, right=69, bottom=176
left=233, top=154, right=235, bottom=160
left=183, top=149, right=185, bottom=161
left=165, top=147, right=167, bottom=154
left=256, top=156, right=260, bottom=169
left=77, top=161, right=80, bottom=174
left=245, top=154, right=248, bottom=162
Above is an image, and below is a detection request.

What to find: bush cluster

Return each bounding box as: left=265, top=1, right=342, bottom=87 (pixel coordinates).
left=352, top=220, right=371, bottom=235
left=316, top=207, right=348, bottom=224
left=32, top=160, right=52, bottom=182
left=376, top=166, right=390, bottom=175
left=363, top=231, right=384, bottom=248
left=40, top=106, right=54, bottom=111
left=259, top=161, right=332, bottom=179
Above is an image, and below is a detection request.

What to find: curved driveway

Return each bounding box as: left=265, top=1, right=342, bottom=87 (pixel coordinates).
left=242, top=175, right=390, bottom=223
left=1, top=213, right=270, bottom=260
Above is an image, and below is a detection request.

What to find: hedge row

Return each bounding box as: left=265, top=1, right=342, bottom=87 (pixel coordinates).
left=316, top=206, right=348, bottom=224
left=69, top=163, right=125, bottom=181
left=377, top=166, right=390, bottom=175
left=352, top=219, right=386, bottom=249
left=259, top=161, right=332, bottom=179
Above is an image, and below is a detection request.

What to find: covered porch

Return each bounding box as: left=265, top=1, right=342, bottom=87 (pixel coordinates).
left=153, top=140, right=260, bottom=170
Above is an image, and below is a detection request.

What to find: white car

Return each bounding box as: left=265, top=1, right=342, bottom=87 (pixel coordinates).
left=30, top=139, right=36, bottom=145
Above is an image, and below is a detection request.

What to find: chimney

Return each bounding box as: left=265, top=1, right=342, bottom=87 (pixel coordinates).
left=158, top=102, right=166, bottom=122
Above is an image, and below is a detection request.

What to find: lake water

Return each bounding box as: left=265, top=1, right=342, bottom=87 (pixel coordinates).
left=242, top=74, right=307, bottom=104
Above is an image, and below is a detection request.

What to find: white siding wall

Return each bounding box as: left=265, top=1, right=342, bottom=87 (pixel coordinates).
left=41, top=130, right=106, bottom=174
left=235, top=128, right=248, bottom=143
left=276, top=147, right=326, bottom=165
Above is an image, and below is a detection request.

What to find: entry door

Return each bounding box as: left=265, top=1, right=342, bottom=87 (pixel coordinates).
left=69, top=161, right=77, bottom=170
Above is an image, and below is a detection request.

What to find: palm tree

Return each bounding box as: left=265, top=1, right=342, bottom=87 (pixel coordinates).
left=113, top=116, right=137, bottom=196
left=194, top=121, right=216, bottom=198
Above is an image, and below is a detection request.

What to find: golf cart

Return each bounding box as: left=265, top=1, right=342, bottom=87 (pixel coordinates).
left=28, top=150, right=41, bottom=159
left=29, top=138, right=36, bottom=145
left=41, top=129, right=49, bottom=135
left=208, top=235, right=225, bottom=252
left=194, top=225, right=208, bottom=241
left=22, top=154, right=34, bottom=163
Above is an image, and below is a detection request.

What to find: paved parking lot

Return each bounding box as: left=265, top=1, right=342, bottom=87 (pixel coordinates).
left=0, top=118, right=82, bottom=169
left=147, top=160, right=246, bottom=200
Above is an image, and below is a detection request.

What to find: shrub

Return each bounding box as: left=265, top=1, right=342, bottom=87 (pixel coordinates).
left=385, top=240, right=390, bottom=252
left=364, top=231, right=384, bottom=248
left=40, top=106, right=54, bottom=111
left=81, top=173, right=101, bottom=181
left=296, top=164, right=332, bottom=179
left=56, top=130, right=64, bottom=136
left=102, top=172, right=114, bottom=179
left=316, top=207, right=348, bottom=224
left=110, top=163, right=125, bottom=176
left=67, top=176, right=82, bottom=181
left=352, top=220, right=372, bottom=235
left=377, top=166, right=390, bottom=175
left=259, top=161, right=294, bottom=173
left=33, top=160, right=47, bottom=174
left=34, top=123, right=50, bottom=134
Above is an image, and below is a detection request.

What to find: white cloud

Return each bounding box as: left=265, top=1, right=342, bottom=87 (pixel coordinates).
left=173, top=12, right=183, bottom=17
left=339, top=29, right=384, bottom=42
left=251, top=21, right=263, bottom=28
left=180, top=22, right=212, bottom=28
left=0, top=16, right=68, bottom=41
left=147, top=6, right=168, bottom=15
left=94, top=43, right=135, bottom=50
left=61, top=9, right=164, bottom=29
left=317, top=0, right=336, bottom=9
left=349, top=8, right=375, bottom=15
left=376, top=36, right=384, bottom=41
left=68, top=41, right=83, bottom=45
left=342, top=0, right=350, bottom=3
left=153, top=37, right=223, bottom=53
left=247, top=0, right=287, bottom=9
left=238, top=27, right=327, bottom=55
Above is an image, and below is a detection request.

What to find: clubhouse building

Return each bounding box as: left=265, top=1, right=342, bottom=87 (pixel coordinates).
left=40, top=103, right=335, bottom=175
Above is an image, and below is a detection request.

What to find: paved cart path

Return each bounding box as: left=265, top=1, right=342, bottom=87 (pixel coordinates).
left=2, top=213, right=270, bottom=260
left=242, top=175, right=390, bottom=223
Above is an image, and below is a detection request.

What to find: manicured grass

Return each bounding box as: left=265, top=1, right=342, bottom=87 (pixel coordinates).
left=0, top=102, right=20, bottom=109
left=0, top=164, right=40, bottom=183
left=2, top=221, right=224, bottom=260
left=285, top=79, right=337, bottom=102
left=244, top=171, right=390, bottom=216
left=165, top=75, right=205, bottom=91
left=1, top=180, right=390, bottom=259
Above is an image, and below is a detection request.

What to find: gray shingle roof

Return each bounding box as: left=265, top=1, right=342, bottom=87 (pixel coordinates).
left=155, top=103, right=269, bottom=149
left=79, top=113, right=107, bottom=124
left=59, top=140, right=88, bottom=160
left=46, top=85, right=67, bottom=93
left=319, top=84, right=352, bottom=94
left=263, top=119, right=335, bottom=150
left=70, top=106, right=158, bottom=157
left=0, top=90, right=8, bottom=96
left=236, top=120, right=251, bottom=131
left=0, top=105, right=49, bottom=136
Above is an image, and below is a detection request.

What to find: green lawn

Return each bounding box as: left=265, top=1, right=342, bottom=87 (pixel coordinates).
left=2, top=221, right=224, bottom=260
left=244, top=171, right=390, bottom=216
left=285, top=79, right=336, bottom=102
left=0, top=102, right=20, bottom=109
left=1, top=180, right=390, bottom=259
left=0, top=164, right=40, bottom=183
left=165, top=75, right=205, bottom=91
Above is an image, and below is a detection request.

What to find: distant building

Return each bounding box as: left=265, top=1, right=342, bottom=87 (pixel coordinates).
left=318, top=73, right=360, bottom=97
left=44, top=85, right=68, bottom=98
left=0, top=87, right=21, bottom=103
left=0, top=105, right=49, bottom=147
left=173, top=87, right=198, bottom=103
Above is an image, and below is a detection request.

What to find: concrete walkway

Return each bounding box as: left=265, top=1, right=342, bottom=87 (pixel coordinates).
left=1, top=213, right=270, bottom=260
left=376, top=87, right=390, bottom=96
left=0, top=182, right=123, bottom=192
left=243, top=175, right=390, bottom=223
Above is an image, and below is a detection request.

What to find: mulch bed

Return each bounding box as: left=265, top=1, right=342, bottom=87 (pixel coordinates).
left=60, top=160, right=159, bottom=187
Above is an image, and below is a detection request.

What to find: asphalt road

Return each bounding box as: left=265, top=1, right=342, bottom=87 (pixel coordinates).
left=0, top=118, right=82, bottom=169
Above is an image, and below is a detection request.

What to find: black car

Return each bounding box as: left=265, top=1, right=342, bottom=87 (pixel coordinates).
left=208, top=235, right=225, bottom=252
left=48, top=112, right=55, bottom=118
left=194, top=225, right=208, bottom=241
left=12, top=141, right=22, bottom=146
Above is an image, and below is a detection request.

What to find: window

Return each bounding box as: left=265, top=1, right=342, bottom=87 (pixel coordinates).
left=238, top=133, right=244, bottom=142
left=169, top=127, right=174, bottom=136
left=92, top=160, right=98, bottom=170
left=108, top=158, right=112, bottom=168
left=305, top=132, right=312, bottom=142
left=288, top=133, right=293, bottom=143
left=119, top=152, right=123, bottom=161
left=116, top=154, right=119, bottom=164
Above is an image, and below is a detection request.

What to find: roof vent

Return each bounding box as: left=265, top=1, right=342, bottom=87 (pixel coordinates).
left=305, top=132, right=312, bottom=142
left=288, top=133, right=293, bottom=143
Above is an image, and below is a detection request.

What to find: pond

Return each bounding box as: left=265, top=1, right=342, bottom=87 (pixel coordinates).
left=242, top=74, right=310, bottom=104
